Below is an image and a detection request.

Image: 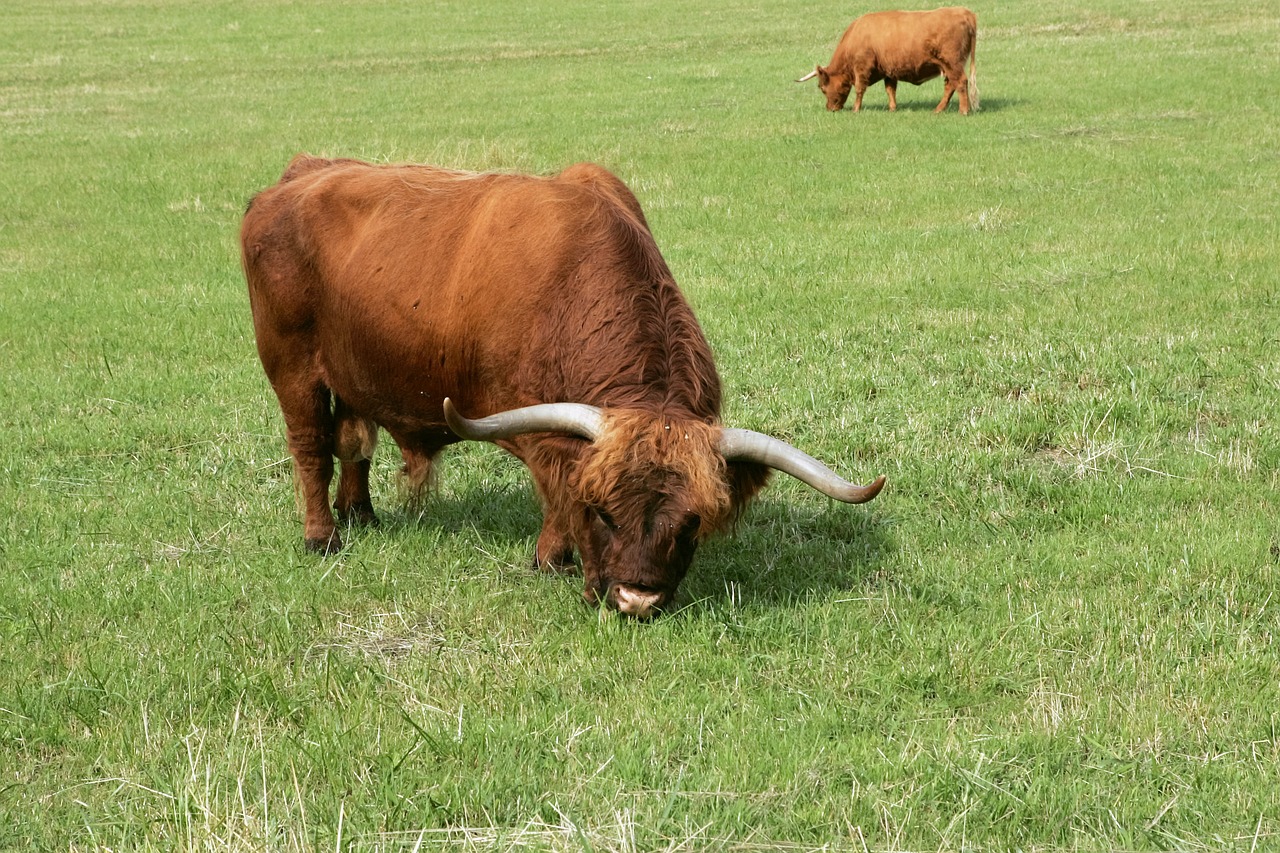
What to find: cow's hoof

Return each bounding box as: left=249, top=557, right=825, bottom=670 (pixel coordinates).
left=305, top=534, right=343, bottom=555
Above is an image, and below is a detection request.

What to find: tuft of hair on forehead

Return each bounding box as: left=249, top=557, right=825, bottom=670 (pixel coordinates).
left=571, top=411, right=734, bottom=537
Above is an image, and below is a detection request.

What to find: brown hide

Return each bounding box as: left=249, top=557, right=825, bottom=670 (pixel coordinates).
left=241, top=155, right=770, bottom=614
left=811, top=7, right=978, bottom=114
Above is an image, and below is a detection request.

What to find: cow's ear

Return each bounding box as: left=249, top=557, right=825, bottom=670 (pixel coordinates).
left=816, top=66, right=830, bottom=86
left=725, top=461, right=771, bottom=527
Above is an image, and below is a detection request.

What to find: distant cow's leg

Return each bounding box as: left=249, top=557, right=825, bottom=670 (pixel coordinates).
left=935, top=76, right=958, bottom=113
left=852, top=80, right=868, bottom=112
left=885, top=79, right=899, bottom=111
left=956, top=73, right=971, bottom=115
left=333, top=396, right=379, bottom=528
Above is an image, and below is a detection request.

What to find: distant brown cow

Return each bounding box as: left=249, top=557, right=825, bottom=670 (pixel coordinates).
left=241, top=155, right=885, bottom=618
left=797, top=7, right=979, bottom=114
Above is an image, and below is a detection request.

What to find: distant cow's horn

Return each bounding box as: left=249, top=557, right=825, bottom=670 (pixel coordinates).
left=718, top=428, right=885, bottom=504
left=795, top=69, right=819, bottom=83
left=443, top=397, right=604, bottom=441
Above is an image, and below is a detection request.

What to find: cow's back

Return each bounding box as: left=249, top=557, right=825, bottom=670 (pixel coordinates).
left=241, top=156, right=719, bottom=441
left=836, top=7, right=975, bottom=82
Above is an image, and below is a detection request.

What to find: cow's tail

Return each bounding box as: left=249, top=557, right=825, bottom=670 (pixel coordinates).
left=967, top=19, right=980, bottom=111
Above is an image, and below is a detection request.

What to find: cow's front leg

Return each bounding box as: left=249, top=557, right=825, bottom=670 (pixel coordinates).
left=852, top=83, right=867, bottom=112
left=521, top=453, right=579, bottom=573
left=884, top=79, right=898, bottom=111
left=534, top=526, right=576, bottom=573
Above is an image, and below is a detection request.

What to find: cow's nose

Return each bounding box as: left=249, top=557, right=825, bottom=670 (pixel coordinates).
left=609, top=584, right=665, bottom=619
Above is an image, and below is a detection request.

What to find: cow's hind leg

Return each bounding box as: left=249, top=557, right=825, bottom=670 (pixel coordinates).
left=333, top=396, right=379, bottom=528
left=935, top=73, right=961, bottom=113
left=275, top=379, right=342, bottom=553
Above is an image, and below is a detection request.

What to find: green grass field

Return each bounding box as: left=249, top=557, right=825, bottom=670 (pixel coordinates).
left=2, top=0, right=1278, bottom=849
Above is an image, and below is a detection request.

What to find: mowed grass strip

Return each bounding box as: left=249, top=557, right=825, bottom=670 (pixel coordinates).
left=1, top=0, right=1278, bottom=849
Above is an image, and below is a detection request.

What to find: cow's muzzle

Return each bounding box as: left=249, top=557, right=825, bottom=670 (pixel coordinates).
left=607, top=584, right=668, bottom=620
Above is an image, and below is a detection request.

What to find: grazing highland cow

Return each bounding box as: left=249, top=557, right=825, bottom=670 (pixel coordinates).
left=798, top=7, right=979, bottom=114
left=241, top=155, right=884, bottom=617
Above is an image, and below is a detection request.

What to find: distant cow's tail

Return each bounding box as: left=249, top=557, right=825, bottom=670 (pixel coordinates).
left=967, top=18, right=980, bottom=111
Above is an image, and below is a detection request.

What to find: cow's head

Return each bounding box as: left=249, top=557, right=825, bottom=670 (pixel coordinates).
left=796, top=65, right=851, bottom=111
left=568, top=412, right=740, bottom=617
left=444, top=399, right=884, bottom=619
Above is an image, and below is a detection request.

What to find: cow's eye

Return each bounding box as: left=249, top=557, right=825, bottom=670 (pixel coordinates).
left=593, top=506, right=618, bottom=530
left=677, top=514, right=702, bottom=541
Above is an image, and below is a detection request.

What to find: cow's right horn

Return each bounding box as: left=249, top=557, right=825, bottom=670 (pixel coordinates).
left=444, top=398, right=604, bottom=442
left=795, top=68, right=819, bottom=83
left=718, top=428, right=885, bottom=504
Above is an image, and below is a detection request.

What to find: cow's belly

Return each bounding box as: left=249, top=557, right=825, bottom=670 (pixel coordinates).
left=316, top=315, right=474, bottom=437
left=894, top=62, right=941, bottom=85
left=322, top=340, right=443, bottom=429
left=316, top=295, right=536, bottom=454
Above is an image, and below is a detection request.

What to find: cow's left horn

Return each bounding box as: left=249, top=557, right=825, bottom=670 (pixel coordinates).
left=444, top=397, right=604, bottom=442
left=718, top=428, right=885, bottom=503
left=795, top=69, right=819, bottom=83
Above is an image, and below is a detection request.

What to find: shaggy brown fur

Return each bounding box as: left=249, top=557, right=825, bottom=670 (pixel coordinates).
left=242, top=155, right=769, bottom=611
left=574, top=414, right=732, bottom=537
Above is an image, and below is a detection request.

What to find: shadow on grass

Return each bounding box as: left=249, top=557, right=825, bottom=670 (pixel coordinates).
left=676, top=498, right=893, bottom=614
left=968, top=96, right=1021, bottom=113
left=365, top=482, right=543, bottom=557
left=336, top=480, right=893, bottom=615
left=843, top=95, right=1021, bottom=114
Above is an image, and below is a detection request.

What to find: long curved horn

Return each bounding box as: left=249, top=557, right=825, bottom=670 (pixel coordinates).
left=718, top=428, right=885, bottom=504
left=795, top=69, right=819, bottom=83
left=443, top=397, right=604, bottom=442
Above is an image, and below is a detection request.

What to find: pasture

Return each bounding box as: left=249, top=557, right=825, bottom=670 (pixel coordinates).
left=2, top=0, right=1278, bottom=849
